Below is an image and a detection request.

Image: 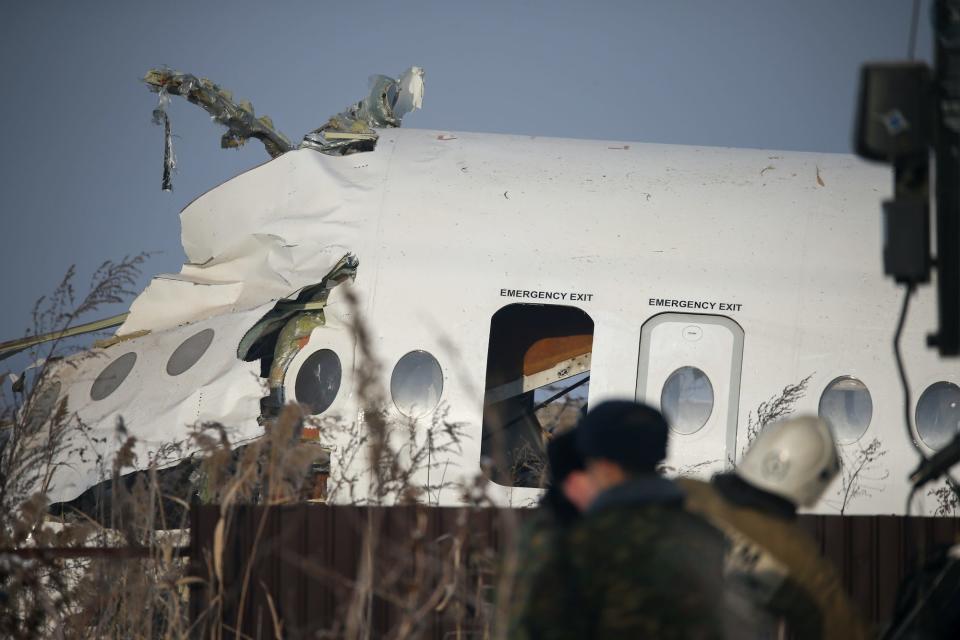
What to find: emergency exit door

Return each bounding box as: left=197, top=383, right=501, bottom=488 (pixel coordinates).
left=635, top=313, right=744, bottom=477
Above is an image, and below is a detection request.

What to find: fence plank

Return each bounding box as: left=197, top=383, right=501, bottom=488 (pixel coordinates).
left=190, top=506, right=959, bottom=637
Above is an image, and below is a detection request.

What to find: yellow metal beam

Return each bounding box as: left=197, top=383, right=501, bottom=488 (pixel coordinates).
left=0, top=313, right=129, bottom=362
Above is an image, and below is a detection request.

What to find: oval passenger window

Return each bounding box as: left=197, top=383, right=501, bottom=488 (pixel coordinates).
left=661, top=366, right=714, bottom=435
left=818, top=376, right=873, bottom=442
left=90, top=352, right=137, bottom=401
left=295, top=349, right=342, bottom=415
left=391, top=350, right=444, bottom=418
left=916, top=381, right=960, bottom=450
left=167, top=328, right=215, bottom=376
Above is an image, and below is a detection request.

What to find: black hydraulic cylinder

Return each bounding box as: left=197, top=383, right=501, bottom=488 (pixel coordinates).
left=931, top=0, right=960, bottom=354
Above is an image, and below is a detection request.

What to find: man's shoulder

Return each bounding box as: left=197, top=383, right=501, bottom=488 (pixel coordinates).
left=578, top=501, right=673, bottom=529
left=676, top=478, right=850, bottom=607
left=573, top=501, right=723, bottom=547
left=568, top=501, right=727, bottom=638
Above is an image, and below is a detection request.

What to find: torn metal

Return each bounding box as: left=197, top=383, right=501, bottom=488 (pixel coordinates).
left=143, top=66, right=422, bottom=189
left=151, top=91, right=175, bottom=191
left=301, top=66, right=425, bottom=155
left=144, top=68, right=294, bottom=189
left=237, top=253, right=359, bottom=365
left=239, top=253, right=358, bottom=411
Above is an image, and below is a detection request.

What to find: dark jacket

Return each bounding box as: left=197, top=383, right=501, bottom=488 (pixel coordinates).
left=506, top=488, right=581, bottom=640
left=679, top=475, right=869, bottom=640
left=567, top=476, right=728, bottom=640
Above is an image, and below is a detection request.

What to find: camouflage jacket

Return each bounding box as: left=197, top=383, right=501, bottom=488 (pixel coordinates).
left=567, top=476, right=728, bottom=640
left=678, top=476, right=869, bottom=640
left=506, top=498, right=582, bottom=640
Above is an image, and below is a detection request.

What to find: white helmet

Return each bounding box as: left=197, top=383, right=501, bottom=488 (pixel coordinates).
left=736, top=415, right=840, bottom=507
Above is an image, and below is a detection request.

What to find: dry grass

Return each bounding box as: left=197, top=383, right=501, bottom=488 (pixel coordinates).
left=743, top=373, right=812, bottom=451
left=834, top=437, right=889, bottom=516
left=0, top=263, right=522, bottom=639
left=0, top=256, right=196, bottom=639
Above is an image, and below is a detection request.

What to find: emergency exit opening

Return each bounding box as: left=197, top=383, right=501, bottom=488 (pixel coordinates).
left=636, top=313, right=744, bottom=477
left=481, top=303, right=594, bottom=487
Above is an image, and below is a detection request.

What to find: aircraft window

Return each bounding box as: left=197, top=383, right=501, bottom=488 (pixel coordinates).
left=818, top=376, right=873, bottom=442
left=295, top=349, right=342, bottom=415
left=90, top=352, right=137, bottom=401
left=166, top=328, right=215, bottom=376
left=481, top=303, right=594, bottom=488
left=25, top=380, right=62, bottom=431
left=916, top=381, right=960, bottom=450
left=661, top=366, right=714, bottom=435
left=391, top=350, right=443, bottom=418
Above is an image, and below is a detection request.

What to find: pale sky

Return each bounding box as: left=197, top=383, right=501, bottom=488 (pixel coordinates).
left=0, top=1, right=931, bottom=370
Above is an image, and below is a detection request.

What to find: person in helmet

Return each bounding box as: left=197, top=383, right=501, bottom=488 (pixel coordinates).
left=677, top=415, right=868, bottom=640
left=507, top=428, right=597, bottom=640
left=566, top=400, right=728, bottom=639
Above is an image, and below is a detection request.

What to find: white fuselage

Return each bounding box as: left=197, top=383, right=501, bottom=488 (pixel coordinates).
left=39, top=128, right=957, bottom=516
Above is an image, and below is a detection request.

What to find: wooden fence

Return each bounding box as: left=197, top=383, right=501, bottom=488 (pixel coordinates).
left=189, top=505, right=960, bottom=638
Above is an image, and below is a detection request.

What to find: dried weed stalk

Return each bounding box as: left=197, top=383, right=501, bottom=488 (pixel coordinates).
left=928, top=484, right=960, bottom=517
left=744, top=374, right=812, bottom=451
left=0, top=257, right=196, bottom=639
left=314, top=287, right=506, bottom=639
left=829, top=437, right=889, bottom=516
left=2, top=264, right=522, bottom=639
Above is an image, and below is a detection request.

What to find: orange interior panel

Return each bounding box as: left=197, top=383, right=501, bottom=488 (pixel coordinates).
left=522, top=334, right=593, bottom=377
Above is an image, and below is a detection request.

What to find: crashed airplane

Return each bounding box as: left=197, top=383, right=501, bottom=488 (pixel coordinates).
left=4, top=66, right=958, bottom=516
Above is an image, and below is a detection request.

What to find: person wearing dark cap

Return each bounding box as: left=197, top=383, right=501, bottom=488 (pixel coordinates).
left=567, top=400, right=728, bottom=639
left=506, top=428, right=597, bottom=640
